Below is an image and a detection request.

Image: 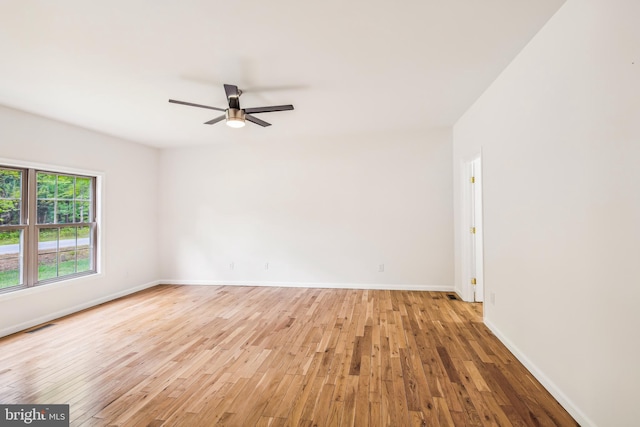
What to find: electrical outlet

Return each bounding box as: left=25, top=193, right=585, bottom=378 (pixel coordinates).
left=379, top=264, right=384, bottom=273
left=490, top=292, right=496, bottom=305
left=230, top=262, right=235, bottom=270
left=265, top=262, right=269, bottom=270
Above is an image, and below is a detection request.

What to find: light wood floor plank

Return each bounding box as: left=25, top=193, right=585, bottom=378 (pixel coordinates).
left=0, top=285, right=578, bottom=426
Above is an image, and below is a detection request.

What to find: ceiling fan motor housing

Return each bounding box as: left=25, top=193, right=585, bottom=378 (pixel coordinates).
left=226, top=108, right=245, bottom=121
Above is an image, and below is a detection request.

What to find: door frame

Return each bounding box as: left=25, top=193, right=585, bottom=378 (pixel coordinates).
left=461, top=152, right=484, bottom=302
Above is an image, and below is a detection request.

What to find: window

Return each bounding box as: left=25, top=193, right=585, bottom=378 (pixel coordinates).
left=0, top=166, right=97, bottom=293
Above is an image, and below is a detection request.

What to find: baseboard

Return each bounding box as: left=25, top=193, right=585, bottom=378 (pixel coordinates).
left=484, top=318, right=595, bottom=427
left=0, top=280, right=160, bottom=338
left=161, top=279, right=454, bottom=292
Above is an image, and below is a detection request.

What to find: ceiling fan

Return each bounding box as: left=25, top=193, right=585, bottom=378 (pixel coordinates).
left=169, top=84, right=294, bottom=128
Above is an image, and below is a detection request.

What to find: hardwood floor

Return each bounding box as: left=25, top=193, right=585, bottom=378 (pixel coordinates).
left=0, top=285, right=577, bottom=426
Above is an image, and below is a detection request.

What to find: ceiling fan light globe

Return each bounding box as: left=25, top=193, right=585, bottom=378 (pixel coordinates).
left=226, top=118, right=245, bottom=128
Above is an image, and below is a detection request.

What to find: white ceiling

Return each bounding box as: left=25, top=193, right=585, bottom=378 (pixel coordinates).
left=0, top=0, right=565, bottom=148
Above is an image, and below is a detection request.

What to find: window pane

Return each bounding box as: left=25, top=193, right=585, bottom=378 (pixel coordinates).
left=0, top=168, right=22, bottom=226
left=75, top=201, right=90, bottom=222
left=0, top=230, right=22, bottom=289
left=0, top=169, right=21, bottom=199
left=39, top=228, right=58, bottom=253
left=37, top=200, right=55, bottom=224
left=0, top=200, right=21, bottom=226
left=58, top=251, right=77, bottom=275
left=77, top=248, right=91, bottom=273
left=77, top=226, right=91, bottom=273
left=37, top=173, right=56, bottom=199
left=77, top=225, right=90, bottom=240
left=57, top=175, right=74, bottom=200
left=38, top=228, right=58, bottom=281
left=76, top=177, right=91, bottom=200
left=59, top=228, right=78, bottom=276
left=38, top=253, right=57, bottom=281
left=60, top=227, right=77, bottom=249
left=57, top=200, right=73, bottom=223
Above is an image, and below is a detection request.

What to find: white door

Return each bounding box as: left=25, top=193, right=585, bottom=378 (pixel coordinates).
left=468, top=156, right=484, bottom=302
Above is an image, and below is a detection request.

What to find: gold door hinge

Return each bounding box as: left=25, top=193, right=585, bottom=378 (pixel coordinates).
left=471, top=278, right=477, bottom=285
left=470, top=227, right=476, bottom=234
left=470, top=176, right=475, bottom=183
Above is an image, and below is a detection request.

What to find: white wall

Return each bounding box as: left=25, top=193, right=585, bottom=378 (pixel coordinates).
left=453, top=0, right=640, bottom=425
left=159, top=128, right=453, bottom=290
left=0, top=108, right=453, bottom=335
left=0, top=106, right=159, bottom=337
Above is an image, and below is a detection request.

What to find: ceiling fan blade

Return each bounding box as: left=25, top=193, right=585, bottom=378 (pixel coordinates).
left=224, top=84, right=240, bottom=109
left=204, top=115, right=226, bottom=125
left=223, top=84, right=239, bottom=99
left=244, top=105, right=294, bottom=114
left=168, top=99, right=226, bottom=112
left=245, top=114, right=271, bottom=127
